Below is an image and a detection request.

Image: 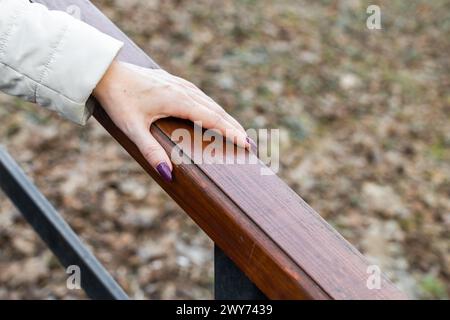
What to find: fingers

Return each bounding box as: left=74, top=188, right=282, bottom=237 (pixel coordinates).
left=130, top=124, right=173, bottom=182
left=187, top=88, right=246, bottom=133
left=171, top=76, right=247, bottom=135
left=137, top=67, right=248, bottom=140
left=182, top=91, right=258, bottom=152
left=170, top=78, right=250, bottom=143
left=167, top=93, right=250, bottom=150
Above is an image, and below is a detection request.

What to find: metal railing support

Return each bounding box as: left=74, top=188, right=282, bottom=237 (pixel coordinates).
left=214, top=245, right=267, bottom=300
left=0, top=146, right=128, bottom=300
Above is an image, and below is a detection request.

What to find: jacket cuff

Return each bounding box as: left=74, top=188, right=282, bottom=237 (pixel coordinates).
left=36, top=15, right=123, bottom=125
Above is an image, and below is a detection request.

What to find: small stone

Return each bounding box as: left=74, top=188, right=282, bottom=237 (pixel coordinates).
left=217, top=74, right=235, bottom=90
left=119, top=180, right=147, bottom=200
left=120, top=207, right=159, bottom=227
left=362, top=182, right=409, bottom=217
left=339, top=73, right=361, bottom=90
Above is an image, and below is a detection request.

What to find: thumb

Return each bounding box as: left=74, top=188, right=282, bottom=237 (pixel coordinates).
left=132, top=124, right=173, bottom=182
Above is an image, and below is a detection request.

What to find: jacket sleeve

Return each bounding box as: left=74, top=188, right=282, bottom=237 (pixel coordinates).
left=0, top=0, right=123, bottom=125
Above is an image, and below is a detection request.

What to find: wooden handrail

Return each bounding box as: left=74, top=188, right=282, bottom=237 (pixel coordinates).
left=33, top=0, right=407, bottom=299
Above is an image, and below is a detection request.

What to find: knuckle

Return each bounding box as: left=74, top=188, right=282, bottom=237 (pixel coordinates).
left=160, top=86, right=182, bottom=107
left=141, top=145, right=160, bottom=162
left=211, top=112, right=223, bottom=128
left=186, top=81, right=197, bottom=89
left=217, top=108, right=227, bottom=117
left=122, top=119, right=140, bottom=138
left=161, top=83, right=173, bottom=92
left=178, top=77, right=196, bottom=88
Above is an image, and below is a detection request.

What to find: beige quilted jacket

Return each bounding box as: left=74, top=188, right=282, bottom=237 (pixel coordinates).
left=0, top=0, right=123, bottom=125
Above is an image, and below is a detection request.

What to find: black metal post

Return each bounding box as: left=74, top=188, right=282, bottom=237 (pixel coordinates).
left=214, top=245, right=267, bottom=300
left=0, top=146, right=128, bottom=300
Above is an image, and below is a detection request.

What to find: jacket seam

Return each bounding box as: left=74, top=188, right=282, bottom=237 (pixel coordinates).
left=0, top=2, right=24, bottom=59
left=34, top=21, right=70, bottom=103
left=0, top=61, right=85, bottom=106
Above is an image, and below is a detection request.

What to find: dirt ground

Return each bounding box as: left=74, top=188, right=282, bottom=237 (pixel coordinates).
left=0, top=0, right=448, bottom=299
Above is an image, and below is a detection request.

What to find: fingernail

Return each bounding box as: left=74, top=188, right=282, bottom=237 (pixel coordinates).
left=246, top=136, right=258, bottom=153
left=156, top=162, right=172, bottom=182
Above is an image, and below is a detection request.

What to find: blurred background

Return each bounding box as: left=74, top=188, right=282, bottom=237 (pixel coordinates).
left=0, top=0, right=449, bottom=299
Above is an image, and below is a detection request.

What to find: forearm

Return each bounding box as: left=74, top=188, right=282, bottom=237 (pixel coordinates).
left=0, top=0, right=123, bottom=125
left=0, top=1, right=250, bottom=181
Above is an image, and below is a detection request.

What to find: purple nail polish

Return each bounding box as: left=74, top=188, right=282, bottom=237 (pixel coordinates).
left=246, top=137, right=258, bottom=153
left=156, top=162, right=172, bottom=182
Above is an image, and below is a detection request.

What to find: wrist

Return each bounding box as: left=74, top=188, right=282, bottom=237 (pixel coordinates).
left=93, top=60, right=120, bottom=103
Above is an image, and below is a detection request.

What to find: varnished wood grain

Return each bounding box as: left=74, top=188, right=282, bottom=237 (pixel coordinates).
left=32, top=0, right=407, bottom=299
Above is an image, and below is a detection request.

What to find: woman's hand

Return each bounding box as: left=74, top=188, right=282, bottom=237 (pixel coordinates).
left=93, top=61, right=252, bottom=182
